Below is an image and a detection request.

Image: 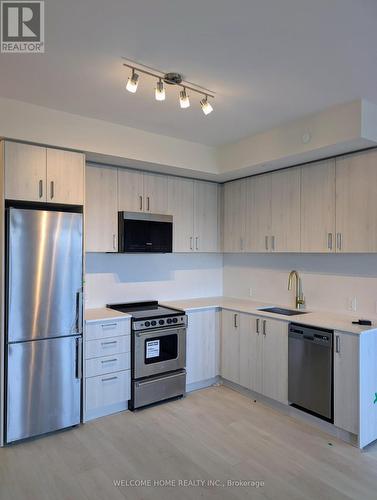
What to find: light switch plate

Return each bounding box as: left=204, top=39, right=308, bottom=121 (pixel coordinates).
left=348, top=297, right=357, bottom=312
left=249, top=287, right=253, bottom=297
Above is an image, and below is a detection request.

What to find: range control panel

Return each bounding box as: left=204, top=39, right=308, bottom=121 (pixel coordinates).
left=133, top=315, right=187, bottom=331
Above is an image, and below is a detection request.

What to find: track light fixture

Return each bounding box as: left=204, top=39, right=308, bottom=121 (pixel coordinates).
left=155, top=78, right=166, bottom=101
left=179, top=88, right=190, bottom=109
left=122, top=57, right=215, bottom=115
left=126, top=68, right=139, bottom=93
left=200, top=96, right=213, bottom=115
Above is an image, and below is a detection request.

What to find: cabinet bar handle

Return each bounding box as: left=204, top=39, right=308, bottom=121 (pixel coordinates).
left=240, top=238, right=244, bottom=251
left=101, top=358, right=117, bottom=364
left=112, top=234, right=117, bottom=251
left=265, top=236, right=269, bottom=251
left=327, top=233, right=333, bottom=250
left=147, top=196, right=150, bottom=211
left=101, top=340, right=117, bottom=346
left=101, top=323, right=117, bottom=329
left=262, top=319, right=267, bottom=336
left=336, top=233, right=342, bottom=251
left=190, top=236, right=193, bottom=250
left=50, top=181, right=54, bottom=199
left=234, top=313, right=238, bottom=328
left=39, top=179, right=43, bottom=199
left=271, top=235, right=275, bottom=251
left=101, top=376, right=118, bottom=382
left=256, top=318, right=260, bottom=334
left=335, top=335, right=340, bottom=353
left=139, top=195, right=143, bottom=210
left=195, top=236, right=199, bottom=251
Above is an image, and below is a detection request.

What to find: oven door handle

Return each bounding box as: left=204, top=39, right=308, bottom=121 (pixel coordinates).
left=135, top=326, right=186, bottom=337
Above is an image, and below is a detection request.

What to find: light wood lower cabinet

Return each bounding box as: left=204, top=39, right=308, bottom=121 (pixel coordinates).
left=221, top=311, right=288, bottom=404
left=84, top=318, right=131, bottom=421
left=334, top=331, right=359, bottom=435
left=186, top=309, right=220, bottom=386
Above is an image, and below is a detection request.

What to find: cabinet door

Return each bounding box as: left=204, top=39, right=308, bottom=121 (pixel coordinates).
left=270, top=168, right=301, bottom=252
left=223, top=179, right=246, bottom=252
left=334, top=331, right=359, bottom=434
left=262, top=318, right=288, bottom=403
left=4, top=141, right=46, bottom=202
left=186, top=309, right=220, bottom=385
left=143, top=172, right=168, bottom=214
left=336, top=150, right=377, bottom=252
left=252, top=174, right=272, bottom=252
left=301, top=160, right=336, bottom=252
left=168, top=177, right=194, bottom=252
left=47, top=149, right=84, bottom=205
left=85, top=165, right=118, bottom=252
left=118, top=169, right=144, bottom=212
left=221, top=310, right=240, bottom=384
left=194, top=181, right=219, bottom=252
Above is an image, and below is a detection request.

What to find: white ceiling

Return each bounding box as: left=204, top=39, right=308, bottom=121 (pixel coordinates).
left=0, top=0, right=376, bottom=147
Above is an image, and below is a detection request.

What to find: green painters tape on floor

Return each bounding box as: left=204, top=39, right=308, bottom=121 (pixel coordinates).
left=374, top=393, right=377, bottom=404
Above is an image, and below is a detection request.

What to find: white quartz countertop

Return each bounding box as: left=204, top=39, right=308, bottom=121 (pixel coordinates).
left=85, top=307, right=131, bottom=323
left=160, top=296, right=377, bottom=335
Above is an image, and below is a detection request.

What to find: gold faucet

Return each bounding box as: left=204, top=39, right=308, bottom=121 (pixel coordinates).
left=288, top=270, right=305, bottom=309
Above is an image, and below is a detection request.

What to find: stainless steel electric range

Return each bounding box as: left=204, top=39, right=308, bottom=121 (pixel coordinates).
left=107, top=301, right=187, bottom=410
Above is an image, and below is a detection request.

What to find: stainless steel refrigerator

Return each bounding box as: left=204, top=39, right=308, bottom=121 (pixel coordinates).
left=5, top=207, right=83, bottom=443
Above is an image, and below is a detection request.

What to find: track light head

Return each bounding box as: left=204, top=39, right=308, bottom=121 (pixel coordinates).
left=155, top=79, right=166, bottom=101
left=126, top=69, right=139, bottom=93
left=200, top=96, right=213, bottom=115
left=179, top=88, right=190, bottom=109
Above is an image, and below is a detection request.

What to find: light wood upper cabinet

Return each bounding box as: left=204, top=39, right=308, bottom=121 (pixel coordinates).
left=4, top=141, right=46, bottom=202
left=270, top=168, right=301, bottom=252
left=301, top=160, right=336, bottom=253
left=221, top=310, right=240, bottom=384
left=118, top=169, right=144, bottom=212
left=336, top=150, right=377, bottom=253
left=143, top=172, right=168, bottom=214
left=4, top=141, right=84, bottom=205
left=168, top=177, right=194, bottom=252
left=223, top=179, right=246, bottom=252
left=186, top=309, right=220, bottom=386
left=251, top=174, right=272, bottom=252
left=194, top=181, right=219, bottom=252
left=46, top=148, right=84, bottom=205
left=334, top=331, right=359, bottom=435
left=85, top=165, right=118, bottom=252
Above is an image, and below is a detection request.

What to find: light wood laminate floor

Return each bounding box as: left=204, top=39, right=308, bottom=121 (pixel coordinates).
left=1, top=385, right=377, bottom=500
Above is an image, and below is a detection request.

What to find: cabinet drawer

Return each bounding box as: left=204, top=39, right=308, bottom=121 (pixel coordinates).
left=85, top=352, right=131, bottom=377
left=85, top=319, right=130, bottom=341
left=85, top=335, right=130, bottom=359
left=85, top=369, right=131, bottom=412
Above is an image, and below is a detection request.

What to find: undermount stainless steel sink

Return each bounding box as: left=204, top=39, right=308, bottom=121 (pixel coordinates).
left=257, top=307, right=308, bottom=316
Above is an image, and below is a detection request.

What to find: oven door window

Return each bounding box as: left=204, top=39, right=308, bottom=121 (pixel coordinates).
left=144, top=334, right=178, bottom=364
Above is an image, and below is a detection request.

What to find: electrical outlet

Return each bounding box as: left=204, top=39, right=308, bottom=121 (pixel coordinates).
left=348, top=297, right=357, bottom=312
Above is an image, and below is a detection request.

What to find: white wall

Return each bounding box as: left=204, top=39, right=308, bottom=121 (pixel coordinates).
left=223, top=254, right=377, bottom=316
left=85, top=253, right=223, bottom=308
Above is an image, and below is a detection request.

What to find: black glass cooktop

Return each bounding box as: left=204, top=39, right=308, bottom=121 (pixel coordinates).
left=106, top=301, right=182, bottom=320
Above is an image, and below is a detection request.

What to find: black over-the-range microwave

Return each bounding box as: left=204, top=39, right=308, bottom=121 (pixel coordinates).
left=118, top=212, right=173, bottom=253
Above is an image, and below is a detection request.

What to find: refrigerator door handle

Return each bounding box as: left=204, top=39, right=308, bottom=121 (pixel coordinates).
left=76, top=289, right=83, bottom=334
left=76, top=337, right=83, bottom=379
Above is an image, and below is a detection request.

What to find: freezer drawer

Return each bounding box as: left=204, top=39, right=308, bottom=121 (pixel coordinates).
left=6, top=336, right=82, bottom=443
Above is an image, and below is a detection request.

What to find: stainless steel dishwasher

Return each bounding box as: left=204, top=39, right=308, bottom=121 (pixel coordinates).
left=288, top=323, right=333, bottom=422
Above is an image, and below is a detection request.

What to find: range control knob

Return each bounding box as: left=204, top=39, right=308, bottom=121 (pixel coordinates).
left=172, top=317, right=178, bottom=324
left=145, top=321, right=150, bottom=327
left=151, top=320, right=157, bottom=326
left=159, top=319, right=164, bottom=325
left=167, top=318, right=172, bottom=324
